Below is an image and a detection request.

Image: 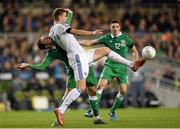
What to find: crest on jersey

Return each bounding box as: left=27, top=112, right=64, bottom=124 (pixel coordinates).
left=120, top=40, right=126, bottom=47
left=115, top=40, right=126, bottom=49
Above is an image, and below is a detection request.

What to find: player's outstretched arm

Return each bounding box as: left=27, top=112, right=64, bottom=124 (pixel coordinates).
left=79, top=39, right=98, bottom=46
left=28, top=59, right=50, bottom=71
left=131, top=46, right=139, bottom=61
left=16, top=53, right=53, bottom=71
left=16, top=60, right=49, bottom=71
left=69, top=28, right=103, bottom=36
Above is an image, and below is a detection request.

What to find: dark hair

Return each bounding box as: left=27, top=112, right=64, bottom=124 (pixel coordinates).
left=111, top=19, right=120, bottom=24
left=53, top=8, right=67, bottom=20
left=37, top=39, right=46, bottom=50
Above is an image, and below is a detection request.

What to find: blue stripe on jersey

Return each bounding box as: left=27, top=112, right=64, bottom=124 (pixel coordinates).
left=75, top=54, right=83, bottom=80
left=76, top=88, right=82, bottom=93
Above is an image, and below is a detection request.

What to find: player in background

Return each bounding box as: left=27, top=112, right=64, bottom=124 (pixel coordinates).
left=80, top=19, right=140, bottom=120
left=39, top=8, right=145, bottom=126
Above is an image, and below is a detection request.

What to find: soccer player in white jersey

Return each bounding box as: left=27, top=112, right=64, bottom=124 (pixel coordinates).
left=40, top=8, right=145, bottom=126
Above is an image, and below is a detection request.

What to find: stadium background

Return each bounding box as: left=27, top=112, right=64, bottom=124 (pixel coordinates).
left=0, top=0, right=180, bottom=115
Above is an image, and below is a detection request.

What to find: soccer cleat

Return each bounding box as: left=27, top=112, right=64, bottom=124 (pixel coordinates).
left=94, top=118, right=107, bottom=124
left=109, top=112, right=116, bottom=121
left=84, top=109, right=93, bottom=118
left=131, top=59, right=146, bottom=72
left=50, top=120, right=59, bottom=127
left=54, top=108, right=64, bottom=126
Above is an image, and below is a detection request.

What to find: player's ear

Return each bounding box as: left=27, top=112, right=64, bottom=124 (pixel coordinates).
left=49, top=37, right=54, bottom=44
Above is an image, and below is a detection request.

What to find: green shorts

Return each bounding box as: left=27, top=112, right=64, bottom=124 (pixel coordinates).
left=66, top=66, right=97, bottom=88
left=100, top=65, right=128, bottom=85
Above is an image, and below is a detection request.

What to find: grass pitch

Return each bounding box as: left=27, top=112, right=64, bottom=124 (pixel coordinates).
left=0, top=108, right=180, bottom=128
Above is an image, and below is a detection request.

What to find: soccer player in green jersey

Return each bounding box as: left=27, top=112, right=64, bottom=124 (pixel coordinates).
left=80, top=19, right=140, bottom=121
left=17, top=48, right=106, bottom=125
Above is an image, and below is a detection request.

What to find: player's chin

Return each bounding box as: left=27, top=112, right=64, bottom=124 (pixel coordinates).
left=114, top=32, right=119, bottom=35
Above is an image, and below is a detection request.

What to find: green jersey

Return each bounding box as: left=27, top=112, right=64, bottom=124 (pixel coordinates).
left=29, top=48, right=69, bottom=72
left=97, top=33, right=133, bottom=73
left=66, top=10, right=73, bottom=25
left=29, top=49, right=97, bottom=87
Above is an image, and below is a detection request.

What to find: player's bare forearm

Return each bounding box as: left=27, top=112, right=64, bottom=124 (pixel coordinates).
left=79, top=40, right=96, bottom=46
left=70, top=29, right=94, bottom=36
left=131, top=46, right=139, bottom=61
left=132, top=52, right=139, bottom=61
left=70, top=28, right=103, bottom=36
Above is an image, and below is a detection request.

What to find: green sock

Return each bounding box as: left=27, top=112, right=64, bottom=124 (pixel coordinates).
left=59, top=98, right=64, bottom=106
left=88, top=90, right=102, bottom=112
left=90, top=99, right=99, bottom=117
left=110, top=95, right=122, bottom=113
left=96, top=91, right=102, bottom=104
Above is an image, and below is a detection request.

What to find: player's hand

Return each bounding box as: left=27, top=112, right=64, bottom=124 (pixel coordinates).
left=64, top=8, right=73, bottom=14
left=16, top=63, right=29, bottom=69
left=93, top=29, right=103, bottom=36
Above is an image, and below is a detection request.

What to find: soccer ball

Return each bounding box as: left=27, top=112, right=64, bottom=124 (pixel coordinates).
left=142, top=46, right=156, bottom=59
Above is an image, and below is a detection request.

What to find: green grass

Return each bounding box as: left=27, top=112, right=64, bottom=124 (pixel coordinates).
left=0, top=108, right=180, bottom=128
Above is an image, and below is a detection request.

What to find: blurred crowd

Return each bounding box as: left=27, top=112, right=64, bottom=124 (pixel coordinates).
left=0, top=0, right=180, bottom=110
left=0, top=0, right=179, bottom=33
left=0, top=0, right=180, bottom=61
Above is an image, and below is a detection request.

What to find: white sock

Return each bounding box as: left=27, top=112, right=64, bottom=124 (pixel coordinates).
left=117, top=93, right=124, bottom=101
left=58, top=88, right=81, bottom=113
left=96, top=89, right=103, bottom=94
left=94, top=115, right=100, bottom=120
left=107, top=50, right=134, bottom=67
left=89, top=95, right=97, bottom=101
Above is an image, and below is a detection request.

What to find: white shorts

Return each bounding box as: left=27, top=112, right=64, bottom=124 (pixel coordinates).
left=67, top=49, right=95, bottom=81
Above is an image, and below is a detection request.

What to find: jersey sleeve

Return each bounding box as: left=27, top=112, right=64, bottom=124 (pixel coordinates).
left=29, top=51, right=56, bottom=71
left=96, top=35, right=107, bottom=44
left=66, top=10, right=73, bottom=25
left=56, top=24, right=71, bottom=34
left=126, top=35, right=133, bottom=48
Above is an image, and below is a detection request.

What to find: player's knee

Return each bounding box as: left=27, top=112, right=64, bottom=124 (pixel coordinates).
left=77, top=85, right=86, bottom=92
left=87, top=87, right=96, bottom=96
left=103, top=47, right=110, bottom=54
left=97, top=82, right=106, bottom=90
left=120, top=88, right=127, bottom=96
left=76, top=79, right=86, bottom=92
left=67, top=88, right=73, bottom=93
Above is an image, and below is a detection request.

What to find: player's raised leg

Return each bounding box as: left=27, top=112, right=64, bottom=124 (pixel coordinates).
left=89, top=47, right=145, bottom=71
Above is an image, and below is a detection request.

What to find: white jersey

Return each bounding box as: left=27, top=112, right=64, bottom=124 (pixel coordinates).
left=49, top=23, right=84, bottom=54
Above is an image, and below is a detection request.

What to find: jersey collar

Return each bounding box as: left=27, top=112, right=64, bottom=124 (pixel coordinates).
left=111, top=31, right=122, bottom=38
